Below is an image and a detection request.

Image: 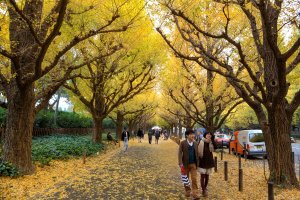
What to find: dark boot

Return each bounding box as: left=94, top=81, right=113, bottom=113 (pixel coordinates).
left=203, top=174, right=209, bottom=197
left=200, top=174, right=206, bottom=196
left=205, top=174, right=209, bottom=189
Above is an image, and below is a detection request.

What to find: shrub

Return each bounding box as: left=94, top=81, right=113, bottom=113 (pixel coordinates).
left=35, top=110, right=93, bottom=128
left=0, top=108, right=6, bottom=127
left=1, top=109, right=115, bottom=129
left=32, top=135, right=103, bottom=166
left=35, top=110, right=54, bottom=128
left=56, top=112, right=93, bottom=128
left=0, top=160, right=19, bottom=177
left=102, top=118, right=116, bottom=129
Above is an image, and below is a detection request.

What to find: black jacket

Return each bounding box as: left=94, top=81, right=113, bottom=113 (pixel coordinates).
left=121, top=131, right=130, bottom=141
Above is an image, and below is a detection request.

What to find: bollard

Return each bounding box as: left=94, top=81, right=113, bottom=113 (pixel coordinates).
left=243, top=143, right=247, bottom=160
left=221, top=140, right=224, bottom=161
left=239, top=168, right=243, bottom=192
left=224, top=161, right=228, bottom=181
left=238, top=154, right=242, bottom=169
left=268, top=182, right=274, bottom=200
left=235, top=142, right=238, bottom=156
left=214, top=156, right=218, bottom=172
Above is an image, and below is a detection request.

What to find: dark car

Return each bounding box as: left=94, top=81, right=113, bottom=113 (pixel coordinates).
left=214, top=134, right=230, bottom=148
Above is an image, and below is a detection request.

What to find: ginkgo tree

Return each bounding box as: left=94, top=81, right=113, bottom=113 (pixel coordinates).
left=159, top=59, right=196, bottom=137
left=64, top=18, right=166, bottom=143
left=225, top=103, right=259, bottom=130
left=111, top=92, right=158, bottom=140
left=155, top=0, right=300, bottom=186
left=0, top=0, right=144, bottom=174
left=163, top=56, right=243, bottom=133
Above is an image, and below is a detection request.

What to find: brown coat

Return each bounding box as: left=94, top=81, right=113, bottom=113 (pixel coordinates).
left=178, top=140, right=199, bottom=169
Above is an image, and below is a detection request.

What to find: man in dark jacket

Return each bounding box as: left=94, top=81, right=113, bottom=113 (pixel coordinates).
left=178, top=129, right=200, bottom=199
left=137, top=128, right=143, bottom=143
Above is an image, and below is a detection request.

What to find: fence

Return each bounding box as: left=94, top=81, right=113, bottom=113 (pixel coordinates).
left=0, top=128, right=95, bottom=137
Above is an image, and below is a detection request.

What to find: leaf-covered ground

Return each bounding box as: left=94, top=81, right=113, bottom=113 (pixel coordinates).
left=1, top=138, right=300, bottom=199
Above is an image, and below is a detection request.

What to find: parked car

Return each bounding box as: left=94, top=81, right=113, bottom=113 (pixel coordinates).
left=214, top=134, right=230, bottom=148
left=230, top=130, right=267, bottom=157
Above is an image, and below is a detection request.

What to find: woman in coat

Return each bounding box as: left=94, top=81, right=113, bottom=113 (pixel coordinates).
left=198, top=132, right=215, bottom=197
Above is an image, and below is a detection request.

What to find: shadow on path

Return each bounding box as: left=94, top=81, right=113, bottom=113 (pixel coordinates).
left=30, top=139, right=186, bottom=200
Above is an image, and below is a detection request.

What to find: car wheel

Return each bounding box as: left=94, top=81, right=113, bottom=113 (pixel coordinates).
left=232, top=148, right=236, bottom=155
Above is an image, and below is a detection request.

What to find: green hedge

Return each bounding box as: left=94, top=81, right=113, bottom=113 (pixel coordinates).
left=35, top=110, right=93, bottom=128
left=0, top=108, right=116, bottom=129
left=291, top=134, right=300, bottom=139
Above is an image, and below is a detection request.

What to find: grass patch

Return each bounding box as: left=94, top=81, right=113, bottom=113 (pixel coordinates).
left=32, top=134, right=104, bottom=166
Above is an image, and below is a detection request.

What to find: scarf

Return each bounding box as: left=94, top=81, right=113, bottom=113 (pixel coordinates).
left=198, top=138, right=214, bottom=158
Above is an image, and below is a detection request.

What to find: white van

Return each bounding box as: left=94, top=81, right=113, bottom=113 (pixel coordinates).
left=230, top=130, right=267, bottom=157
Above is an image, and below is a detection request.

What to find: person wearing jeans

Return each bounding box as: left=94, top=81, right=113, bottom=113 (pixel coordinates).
left=121, top=128, right=130, bottom=151
left=178, top=129, right=200, bottom=199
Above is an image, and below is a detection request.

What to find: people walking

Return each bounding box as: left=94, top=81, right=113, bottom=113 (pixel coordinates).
left=121, top=128, right=130, bottom=152
left=178, top=129, right=200, bottom=199
left=198, top=132, right=215, bottom=197
left=154, top=129, right=160, bottom=144
left=107, top=132, right=118, bottom=145
left=148, top=129, right=153, bottom=144
left=137, top=128, right=143, bottom=143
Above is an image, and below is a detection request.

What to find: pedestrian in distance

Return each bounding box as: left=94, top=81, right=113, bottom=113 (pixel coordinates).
left=121, top=128, right=130, bottom=152
left=178, top=129, right=200, bottom=199
left=154, top=129, right=160, bottom=144
left=137, top=128, right=143, bottom=143
left=148, top=129, right=153, bottom=144
left=107, top=132, right=118, bottom=145
left=198, top=132, right=215, bottom=197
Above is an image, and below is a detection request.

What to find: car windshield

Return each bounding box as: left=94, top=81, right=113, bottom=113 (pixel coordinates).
left=216, top=134, right=229, bottom=139
left=249, top=133, right=264, bottom=142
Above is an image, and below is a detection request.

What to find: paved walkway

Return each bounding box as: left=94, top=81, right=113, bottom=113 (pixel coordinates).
left=30, top=138, right=187, bottom=200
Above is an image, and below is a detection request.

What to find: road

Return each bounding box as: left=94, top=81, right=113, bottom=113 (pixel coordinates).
left=292, top=143, right=300, bottom=164
left=292, top=143, right=300, bottom=178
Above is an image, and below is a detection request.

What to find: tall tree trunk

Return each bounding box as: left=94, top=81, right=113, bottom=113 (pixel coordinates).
left=185, top=104, right=193, bottom=130
left=128, top=120, right=134, bottom=136
left=2, top=82, right=35, bottom=174
left=53, top=91, right=61, bottom=127
left=179, top=118, right=183, bottom=139
left=116, top=111, right=124, bottom=142
left=205, top=70, right=214, bottom=133
left=92, top=116, right=104, bottom=143
left=260, top=103, right=299, bottom=186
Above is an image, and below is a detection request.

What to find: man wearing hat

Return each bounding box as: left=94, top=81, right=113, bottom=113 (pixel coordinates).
left=178, top=129, right=200, bottom=199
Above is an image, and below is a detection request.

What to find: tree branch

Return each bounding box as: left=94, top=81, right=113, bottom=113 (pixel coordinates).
left=8, top=0, right=43, bottom=45
left=282, top=36, right=300, bottom=61
left=287, top=89, right=300, bottom=115
left=0, top=47, right=14, bottom=59
left=35, top=0, right=69, bottom=77
left=36, top=13, right=126, bottom=81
